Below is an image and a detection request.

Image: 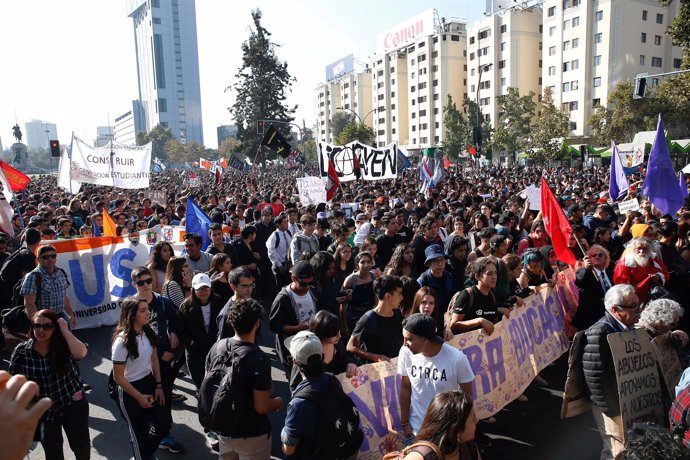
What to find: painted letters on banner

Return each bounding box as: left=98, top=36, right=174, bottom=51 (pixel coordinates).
left=608, top=331, right=665, bottom=436
left=318, top=141, right=398, bottom=182
left=70, top=136, right=152, bottom=189
left=340, top=270, right=576, bottom=458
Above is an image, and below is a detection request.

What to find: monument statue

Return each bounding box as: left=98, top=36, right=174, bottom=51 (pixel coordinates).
left=12, top=124, right=22, bottom=143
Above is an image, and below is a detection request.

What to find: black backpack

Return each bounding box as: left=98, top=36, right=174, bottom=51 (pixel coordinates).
left=294, top=373, right=364, bottom=460
left=197, top=339, right=255, bottom=436
left=0, top=248, right=33, bottom=301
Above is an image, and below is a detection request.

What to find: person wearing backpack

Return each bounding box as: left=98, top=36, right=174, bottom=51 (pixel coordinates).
left=281, top=330, right=363, bottom=460
left=201, top=298, right=283, bottom=459
left=0, top=227, right=40, bottom=304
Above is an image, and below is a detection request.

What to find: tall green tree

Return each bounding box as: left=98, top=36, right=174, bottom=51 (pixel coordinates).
left=337, top=122, right=375, bottom=146
left=443, top=95, right=472, bottom=160
left=302, top=139, right=317, bottom=163
left=136, top=124, right=174, bottom=161
left=528, top=87, right=571, bottom=164
left=490, top=87, right=535, bottom=159
left=464, top=99, right=493, bottom=156
left=330, top=111, right=355, bottom=141
left=230, top=9, right=296, bottom=161
left=659, top=0, right=690, bottom=63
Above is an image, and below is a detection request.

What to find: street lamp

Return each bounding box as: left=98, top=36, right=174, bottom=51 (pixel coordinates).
left=475, top=63, right=493, bottom=167
left=336, top=107, right=378, bottom=125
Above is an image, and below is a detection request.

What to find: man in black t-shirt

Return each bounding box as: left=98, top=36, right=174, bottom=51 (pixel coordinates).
left=205, top=298, right=283, bottom=456
left=376, top=213, right=403, bottom=268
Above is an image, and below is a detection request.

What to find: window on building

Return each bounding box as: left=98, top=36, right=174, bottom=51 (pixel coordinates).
left=412, top=125, right=416, bottom=130
left=595, top=33, right=603, bottom=43
left=411, top=85, right=416, bottom=92
left=158, top=98, right=167, bottom=112
left=572, top=59, right=579, bottom=70
left=433, top=93, right=439, bottom=100
left=418, top=41, right=425, bottom=47
left=569, top=122, right=577, bottom=131
left=433, top=79, right=438, bottom=87
left=593, top=98, right=601, bottom=107
left=500, top=77, right=506, bottom=86
left=451, top=35, right=460, bottom=41
left=571, top=80, right=579, bottom=90
left=498, top=60, right=506, bottom=69
left=674, top=58, right=682, bottom=69
left=420, top=110, right=427, bottom=117
left=419, top=54, right=427, bottom=62
left=642, top=10, right=648, bottom=20
left=432, top=51, right=438, bottom=58
left=151, top=0, right=160, bottom=7
left=548, top=6, right=556, bottom=16
left=549, top=26, right=556, bottom=36
left=572, top=16, right=580, bottom=26
left=548, top=66, right=556, bottom=75
left=656, top=13, right=663, bottom=24
left=153, top=17, right=161, bottom=24
left=563, top=19, right=571, bottom=29
left=595, top=10, right=603, bottom=21
left=593, top=77, right=601, bottom=87
left=651, top=57, right=662, bottom=67
left=564, top=40, right=571, bottom=50
left=594, top=55, right=601, bottom=66
left=572, top=37, right=579, bottom=48
left=563, top=0, right=570, bottom=8
left=501, top=42, right=506, bottom=51
left=471, top=69, right=475, bottom=76
left=378, top=94, right=384, bottom=100
left=641, top=32, right=647, bottom=43
left=434, top=65, right=440, bottom=71
left=470, top=36, right=475, bottom=44
left=654, top=35, right=662, bottom=45
left=500, top=24, right=507, bottom=33
left=433, top=36, right=438, bottom=43
left=470, top=52, right=475, bottom=60
left=563, top=82, right=571, bottom=91
left=390, top=66, right=395, bottom=72
left=573, top=0, right=581, bottom=5
left=549, top=46, right=556, bottom=56
left=640, top=55, right=645, bottom=65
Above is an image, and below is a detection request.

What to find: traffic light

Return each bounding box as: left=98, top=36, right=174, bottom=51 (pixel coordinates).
left=633, top=73, right=648, bottom=99
left=49, top=140, right=60, bottom=157
left=257, top=120, right=265, bottom=135
left=473, top=126, right=483, bottom=151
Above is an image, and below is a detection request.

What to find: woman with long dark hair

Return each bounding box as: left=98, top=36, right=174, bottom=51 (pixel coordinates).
left=207, top=253, right=233, bottom=305
left=333, top=242, right=355, bottom=289
left=385, top=243, right=415, bottom=277
left=111, top=297, right=169, bottom=460
left=310, top=251, right=350, bottom=317
left=342, top=251, right=376, bottom=335
left=177, top=274, right=224, bottom=388
left=402, top=390, right=480, bottom=460
left=147, top=241, right=175, bottom=294
left=9, top=309, right=90, bottom=460
left=162, top=257, right=193, bottom=309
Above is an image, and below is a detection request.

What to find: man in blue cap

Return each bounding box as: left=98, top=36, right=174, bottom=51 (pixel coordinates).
left=398, top=313, right=475, bottom=438
left=417, top=244, right=457, bottom=313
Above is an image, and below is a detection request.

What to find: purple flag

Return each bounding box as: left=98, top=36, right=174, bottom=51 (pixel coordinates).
left=641, top=115, right=684, bottom=215
left=609, top=141, right=629, bottom=200
left=681, top=172, right=689, bottom=198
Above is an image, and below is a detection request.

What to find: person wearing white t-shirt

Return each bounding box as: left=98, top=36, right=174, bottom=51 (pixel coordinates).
left=398, top=313, right=475, bottom=438
left=111, top=297, right=169, bottom=460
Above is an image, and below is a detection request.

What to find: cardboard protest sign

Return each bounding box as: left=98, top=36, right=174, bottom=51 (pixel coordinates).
left=650, top=333, right=683, bottom=399
left=618, top=198, right=640, bottom=214
left=296, top=176, right=327, bottom=205
left=607, top=331, right=665, bottom=434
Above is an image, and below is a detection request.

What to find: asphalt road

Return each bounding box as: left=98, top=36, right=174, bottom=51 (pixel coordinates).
left=1, top=321, right=604, bottom=460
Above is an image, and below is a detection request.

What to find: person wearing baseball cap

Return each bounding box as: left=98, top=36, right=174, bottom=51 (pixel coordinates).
left=269, top=261, right=318, bottom=377
left=398, top=313, right=475, bottom=438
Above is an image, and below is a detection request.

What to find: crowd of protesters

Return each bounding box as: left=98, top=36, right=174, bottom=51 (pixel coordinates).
left=1, top=161, right=690, bottom=459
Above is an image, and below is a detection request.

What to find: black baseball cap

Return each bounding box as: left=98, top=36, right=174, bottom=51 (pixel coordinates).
left=404, top=313, right=443, bottom=344
left=292, top=261, right=314, bottom=279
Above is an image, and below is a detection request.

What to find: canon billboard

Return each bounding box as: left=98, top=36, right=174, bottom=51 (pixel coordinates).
left=377, top=9, right=435, bottom=53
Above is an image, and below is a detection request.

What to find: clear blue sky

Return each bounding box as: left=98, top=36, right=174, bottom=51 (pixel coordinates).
left=0, top=0, right=485, bottom=148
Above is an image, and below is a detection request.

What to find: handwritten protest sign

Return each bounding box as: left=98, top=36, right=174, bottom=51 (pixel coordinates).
left=339, top=271, right=575, bottom=457
left=650, top=333, right=683, bottom=398
left=608, top=331, right=665, bottom=434
left=522, top=185, right=542, bottom=210
left=296, top=176, right=327, bottom=205
left=618, top=198, right=640, bottom=214
left=145, top=190, right=167, bottom=206
left=318, top=142, right=358, bottom=182
left=351, top=143, right=398, bottom=180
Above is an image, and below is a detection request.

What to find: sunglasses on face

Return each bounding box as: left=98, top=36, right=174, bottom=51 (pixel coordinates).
left=31, top=323, right=55, bottom=331
left=40, top=254, right=57, bottom=260
left=135, top=278, right=153, bottom=286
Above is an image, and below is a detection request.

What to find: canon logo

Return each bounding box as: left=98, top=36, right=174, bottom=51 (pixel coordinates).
left=383, top=20, right=424, bottom=51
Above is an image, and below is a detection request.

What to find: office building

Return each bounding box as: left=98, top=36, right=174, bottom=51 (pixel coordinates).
left=542, top=0, right=683, bottom=139
left=127, top=0, right=203, bottom=145
left=467, top=7, right=543, bottom=153
left=24, top=119, right=57, bottom=151
left=113, top=102, right=145, bottom=145
left=94, top=126, right=114, bottom=147
left=217, top=125, right=237, bottom=146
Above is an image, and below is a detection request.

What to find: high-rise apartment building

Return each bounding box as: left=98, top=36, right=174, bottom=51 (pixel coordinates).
left=113, top=101, right=145, bottom=145
left=24, top=119, right=57, bottom=151
left=467, top=8, right=543, bottom=137
left=372, top=10, right=468, bottom=151
left=127, top=0, right=203, bottom=145
left=542, top=0, right=683, bottom=139
left=94, top=127, right=114, bottom=147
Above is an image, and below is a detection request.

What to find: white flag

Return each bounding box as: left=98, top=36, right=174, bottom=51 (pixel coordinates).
left=58, top=142, right=81, bottom=193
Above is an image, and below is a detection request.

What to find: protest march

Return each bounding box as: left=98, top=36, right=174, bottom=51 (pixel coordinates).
left=0, top=113, right=690, bottom=460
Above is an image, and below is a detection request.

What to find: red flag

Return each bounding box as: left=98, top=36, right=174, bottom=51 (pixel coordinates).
left=326, top=159, right=340, bottom=201
left=215, top=168, right=222, bottom=186
left=0, top=161, right=30, bottom=191
left=468, top=147, right=477, bottom=155
left=353, top=149, right=361, bottom=179
left=540, top=177, right=577, bottom=266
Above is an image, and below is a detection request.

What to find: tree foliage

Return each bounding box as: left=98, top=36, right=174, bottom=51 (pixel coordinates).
left=136, top=124, right=174, bottom=161
left=443, top=95, right=473, bottom=160
left=659, top=0, right=690, bottom=55
left=229, top=9, right=296, bottom=161
left=337, top=122, right=375, bottom=146
left=528, top=86, right=571, bottom=164
left=330, top=111, right=355, bottom=141
left=491, top=87, right=535, bottom=158
left=302, top=138, right=317, bottom=163
left=218, top=137, right=242, bottom=160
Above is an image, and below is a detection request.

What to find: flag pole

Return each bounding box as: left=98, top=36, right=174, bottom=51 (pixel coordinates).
left=12, top=193, right=25, bottom=230
left=68, top=132, right=75, bottom=195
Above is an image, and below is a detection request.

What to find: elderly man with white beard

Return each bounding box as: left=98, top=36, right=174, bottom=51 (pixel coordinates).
left=613, top=237, right=670, bottom=303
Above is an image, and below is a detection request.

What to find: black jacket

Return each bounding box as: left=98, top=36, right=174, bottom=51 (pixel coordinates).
left=149, top=293, right=178, bottom=357
left=572, top=267, right=613, bottom=331
left=583, top=311, right=624, bottom=417
left=178, top=293, right=223, bottom=355
left=269, top=286, right=317, bottom=368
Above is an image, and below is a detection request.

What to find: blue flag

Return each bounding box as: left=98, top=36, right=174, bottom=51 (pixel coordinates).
left=92, top=221, right=101, bottom=237
left=642, top=115, right=684, bottom=215
left=186, top=197, right=212, bottom=250
left=396, top=149, right=411, bottom=170
left=681, top=172, right=689, bottom=198
left=609, top=141, right=629, bottom=200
